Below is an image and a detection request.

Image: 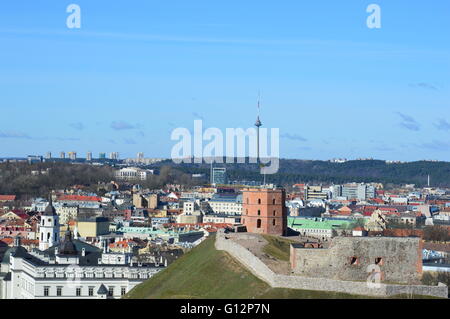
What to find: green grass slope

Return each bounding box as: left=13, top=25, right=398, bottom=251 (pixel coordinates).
left=261, top=235, right=296, bottom=261
left=124, top=236, right=374, bottom=299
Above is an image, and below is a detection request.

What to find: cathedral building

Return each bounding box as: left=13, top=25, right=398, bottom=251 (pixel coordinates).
left=0, top=200, right=165, bottom=299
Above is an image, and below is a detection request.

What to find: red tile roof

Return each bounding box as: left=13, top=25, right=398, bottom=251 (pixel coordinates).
left=0, top=195, right=16, bottom=201
left=58, top=195, right=101, bottom=202
left=0, top=237, right=14, bottom=245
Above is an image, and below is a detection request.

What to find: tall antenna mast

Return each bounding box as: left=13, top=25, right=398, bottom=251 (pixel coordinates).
left=255, top=91, right=262, bottom=164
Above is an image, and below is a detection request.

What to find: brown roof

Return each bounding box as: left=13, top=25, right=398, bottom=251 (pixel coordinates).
left=0, top=195, right=16, bottom=201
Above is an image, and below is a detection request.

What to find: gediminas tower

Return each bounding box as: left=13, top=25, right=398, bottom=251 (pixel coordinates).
left=242, top=187, right=287, bottom=236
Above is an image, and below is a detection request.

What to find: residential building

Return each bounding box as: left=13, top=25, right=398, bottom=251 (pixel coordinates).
left=77, top=217, right=110, bottom=238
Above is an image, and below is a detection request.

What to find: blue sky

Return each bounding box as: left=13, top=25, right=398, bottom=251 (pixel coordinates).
left=0, top=0, right=449, bottom=161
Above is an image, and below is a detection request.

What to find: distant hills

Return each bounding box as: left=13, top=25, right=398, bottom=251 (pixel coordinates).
left=150, top=159, right=450, bottom=187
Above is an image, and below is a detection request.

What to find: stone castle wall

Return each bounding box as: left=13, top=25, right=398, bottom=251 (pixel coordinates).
left=215, top=230, right=448, bottom=298
left=291, top=237, right=422, bottom=284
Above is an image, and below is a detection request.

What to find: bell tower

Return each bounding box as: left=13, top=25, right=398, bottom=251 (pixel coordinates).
left=39, top=195, right=60, bottom=251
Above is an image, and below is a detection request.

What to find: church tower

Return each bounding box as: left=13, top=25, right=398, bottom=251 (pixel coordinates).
left=39, top=196, right=60, bottom=251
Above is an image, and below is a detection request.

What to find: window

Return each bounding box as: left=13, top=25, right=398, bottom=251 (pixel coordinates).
left=350, top=257, right=358, bottom=265
left=273, top=219, right=276, bottom=226
left=76, top=287, right=81, bottom=296
left=257, top=219, right=261, bottom=228
left=121, top=287, right=126, bottom=296
left=272, top=199, right=276, bottom=205
left=258, top=199, right=261, bottom=204
left=44, top=286, right=49, bottom=297
left=108, top=287, right=114, bottom=296
left=273, top=210, right=276, bottom=216
left=48, top=218, right=51, bottom=223
left=57, top=286, right=62, bottom=296
left=257, top=210, right=261, bottom=216
left=375, top=257, right=383, bottom=265
left=88, top=287, right=94, bottom=296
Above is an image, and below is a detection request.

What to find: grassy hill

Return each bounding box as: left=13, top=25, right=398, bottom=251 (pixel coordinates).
left=125, top=236, right=375, bottom=299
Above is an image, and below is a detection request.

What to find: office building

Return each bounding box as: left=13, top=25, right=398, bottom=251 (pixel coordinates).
left=68, top=152, right=77, bottom=161
left=212, top=167, right=227, bottom=185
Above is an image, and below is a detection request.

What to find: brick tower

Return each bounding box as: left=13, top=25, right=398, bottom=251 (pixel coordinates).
left=242, top=187, right=287, bottom=236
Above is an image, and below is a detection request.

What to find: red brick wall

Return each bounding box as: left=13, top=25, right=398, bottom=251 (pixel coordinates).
left=242, top=188, right=287, bottom=236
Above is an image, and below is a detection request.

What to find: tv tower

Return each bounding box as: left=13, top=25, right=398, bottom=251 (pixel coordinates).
left=255, top=93, right=262, bottom=164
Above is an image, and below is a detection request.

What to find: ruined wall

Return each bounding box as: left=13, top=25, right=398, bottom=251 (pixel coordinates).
left=291, top=237, right=422, bottom=284
left=215, top=231, right=448, bottom=298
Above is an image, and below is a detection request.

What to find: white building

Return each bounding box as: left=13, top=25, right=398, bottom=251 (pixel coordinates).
left=205, top=194, right=242, bottom=216
left=54, top=203, right=79, bottom=224
left=0, top=231, right=165, bottom=299
left=38, top=200, right=60, bottom=251
left=114, top=167, right=154, bottom=181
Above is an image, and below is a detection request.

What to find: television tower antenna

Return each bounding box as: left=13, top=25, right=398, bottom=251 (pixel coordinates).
left=255, top=91, right=262, bottom=164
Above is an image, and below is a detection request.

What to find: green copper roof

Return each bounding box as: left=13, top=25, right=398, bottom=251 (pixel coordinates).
left=287, top=217, right=354, bottom=230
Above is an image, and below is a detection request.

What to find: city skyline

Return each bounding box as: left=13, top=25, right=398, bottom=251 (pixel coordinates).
left=0, top=1, right=449, bottom=161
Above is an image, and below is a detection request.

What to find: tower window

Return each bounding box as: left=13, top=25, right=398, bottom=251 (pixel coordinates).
left=258, top=199, right=261, bottom=204
left=257, top=219, right=261, bottom=228
left=375, top=257, right=383, bottom=265
left=273, top=219, right=276, bottom=226
left=273, top=199, right=276, bottom=204
left=273, top=210, right=276, bottom=216
left=257, top=210, right=261, bottom=216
